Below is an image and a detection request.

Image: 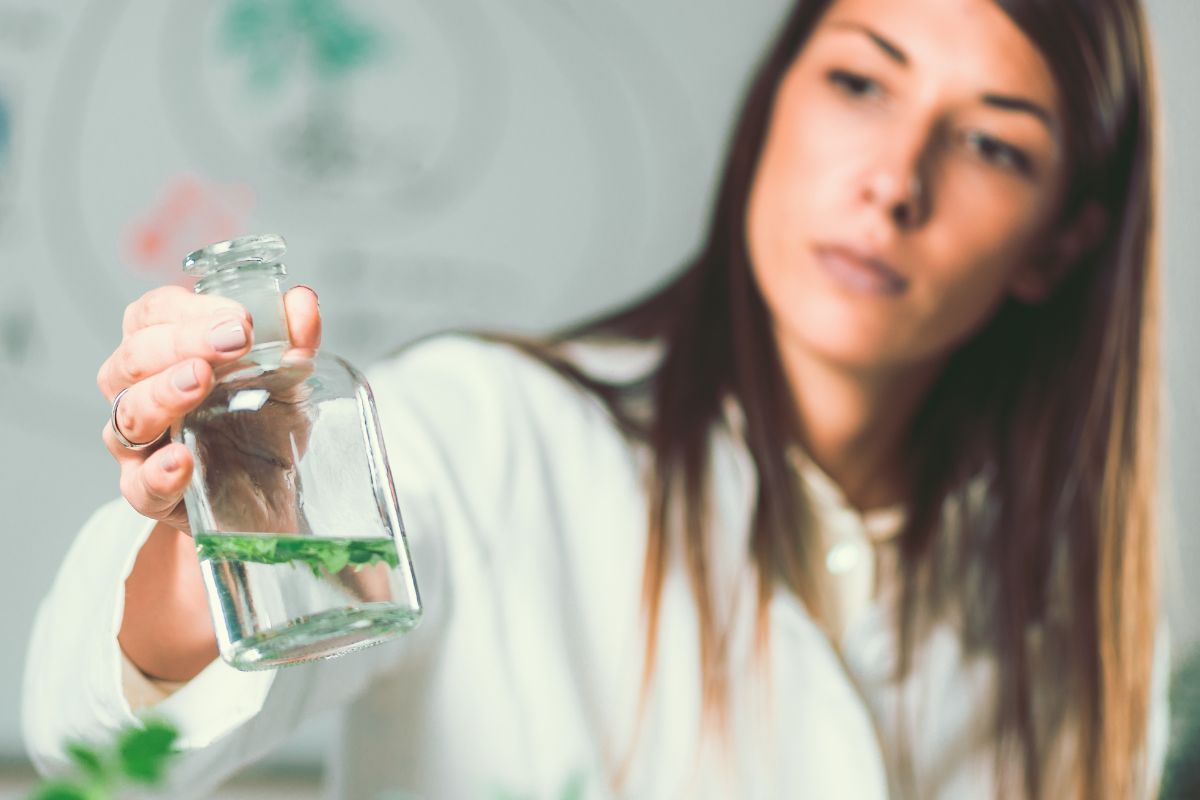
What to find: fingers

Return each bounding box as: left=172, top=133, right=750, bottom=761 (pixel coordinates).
left=118, top=442, right=194, bottom=526
left=284, top=285, right=321, bottom=349
left=98, top=311, right=251, bottom=400
left=106, top=285, right=318, bottom=399
left=103, top=283, right=321, bottom=535
left=121, top=285, right=247, bottom=337
left=104, top=358, right=214, bottom=450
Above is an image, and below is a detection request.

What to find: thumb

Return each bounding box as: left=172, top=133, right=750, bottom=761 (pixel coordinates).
left=284, top=285, right=322, bottom=349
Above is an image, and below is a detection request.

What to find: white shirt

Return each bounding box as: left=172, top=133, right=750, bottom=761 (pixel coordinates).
left=21, top=335, right=1169, bottom=799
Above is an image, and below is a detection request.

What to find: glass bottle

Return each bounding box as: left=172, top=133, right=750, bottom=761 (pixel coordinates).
left=179, top=234, right=421, bottom=671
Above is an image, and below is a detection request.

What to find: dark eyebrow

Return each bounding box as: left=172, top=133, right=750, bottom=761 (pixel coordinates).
left=827, top=20, right=1056, bottom=131
left=980, top=94, right=1054, bottom=130
left=827, top=21, right=908, bottom=66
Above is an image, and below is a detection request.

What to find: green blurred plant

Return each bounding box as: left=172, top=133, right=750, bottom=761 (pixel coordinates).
left=29, top=715, right=585, bottom=800
left=27, top=720, right=179, bottom=800
left=25, top=660, right=1198, bottom=800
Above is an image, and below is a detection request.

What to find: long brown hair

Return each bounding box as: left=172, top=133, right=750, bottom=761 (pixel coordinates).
left=501, top=0, right=1160, bottom=796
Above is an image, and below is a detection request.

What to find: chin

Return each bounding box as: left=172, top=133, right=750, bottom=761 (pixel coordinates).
left=781, top=318, right=904, bottom=373
left=758, top=267, right=918, bottom=371
left=811, top=339, right=902, bottom=373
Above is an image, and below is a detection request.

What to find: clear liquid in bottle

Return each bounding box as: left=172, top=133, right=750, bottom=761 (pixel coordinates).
left=179, top=234, right=421, bottom=670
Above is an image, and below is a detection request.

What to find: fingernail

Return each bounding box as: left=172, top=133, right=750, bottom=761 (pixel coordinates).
left=296, top=284, right=319, bottom=305
left=210, top=320, right=247, bottom=352
left=162, top=448, right=180, bottom=473
left=172, top=363, right=199, bottom=392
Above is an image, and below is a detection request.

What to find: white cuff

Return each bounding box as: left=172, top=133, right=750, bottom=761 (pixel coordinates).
left=119, top=649, right=187, bottom=712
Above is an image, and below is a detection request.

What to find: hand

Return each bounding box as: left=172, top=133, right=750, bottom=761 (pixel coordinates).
left=97, top=284, right=322, bottom=534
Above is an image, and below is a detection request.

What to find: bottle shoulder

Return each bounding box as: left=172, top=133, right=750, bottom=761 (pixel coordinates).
left=212, top=345, right=358, bottom=383
left=188, top=346, right=371, bottom=421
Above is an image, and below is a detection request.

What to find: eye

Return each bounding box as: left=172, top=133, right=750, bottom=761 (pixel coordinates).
left=962, top=130, right=1034, bottom=176
left=827, top=69, right=882, bottom=100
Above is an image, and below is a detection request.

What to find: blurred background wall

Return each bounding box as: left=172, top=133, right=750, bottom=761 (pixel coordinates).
left=0, top=0, right=1196, bottom=787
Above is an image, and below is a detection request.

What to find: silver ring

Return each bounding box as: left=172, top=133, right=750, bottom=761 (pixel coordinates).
left=110, top=387, right=169, bottom=450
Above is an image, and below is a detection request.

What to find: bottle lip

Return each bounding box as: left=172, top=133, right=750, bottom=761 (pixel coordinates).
left=183, top=234, right=289, bottom=277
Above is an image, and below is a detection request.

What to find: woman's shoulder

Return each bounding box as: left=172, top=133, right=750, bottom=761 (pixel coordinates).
left=367, top=332, right=549, bottom=405
left=364, top=332, right=652, bottom=552
left=370, top=331, right=527, bottom=378
left=372, top=331, right=662, bottom=379
left=364, top=331, right=660, bottom=453
left=369, top=332, right=660, bottom=413
left=556, top=334, right=664, bottom=383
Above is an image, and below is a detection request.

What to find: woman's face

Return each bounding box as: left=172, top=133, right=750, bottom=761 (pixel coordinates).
left=747, top=0, right=1069, bottom=376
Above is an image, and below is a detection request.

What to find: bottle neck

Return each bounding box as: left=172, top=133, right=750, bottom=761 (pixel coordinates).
left=194, top=264, right=290, bottom=348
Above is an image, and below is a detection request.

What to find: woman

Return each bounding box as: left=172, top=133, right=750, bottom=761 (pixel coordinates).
left=23, top=0, right=1167, bottom=797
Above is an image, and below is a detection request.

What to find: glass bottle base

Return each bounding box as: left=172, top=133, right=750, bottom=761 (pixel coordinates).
left=224, top=604, right=421, bottom=670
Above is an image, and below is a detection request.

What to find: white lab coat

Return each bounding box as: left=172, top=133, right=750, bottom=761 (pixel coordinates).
left=22, top=335, right=1168, bottom=799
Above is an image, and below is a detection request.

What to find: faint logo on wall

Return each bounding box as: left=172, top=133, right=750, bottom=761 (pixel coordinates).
left=221, top=0, right=383, bottom=179
left=161, top=0, right=506, bottom=220
left=124, top=175, right=255, bottom=282
left=222, top=0, right=380, bottom=87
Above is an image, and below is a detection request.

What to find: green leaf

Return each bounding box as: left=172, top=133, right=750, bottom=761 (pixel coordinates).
left=117, top=721, right=178, bottom=784
left=319, top=543, right=351, bottom=574
left=196, top=533, right=399, bottom=576
left=248, top=536, right=279, bottom=562
left=349, top=540, right=400, bottom=569
left=63, top=742, right=105, bottom=780
left=28, top=780, right=94, bottom=800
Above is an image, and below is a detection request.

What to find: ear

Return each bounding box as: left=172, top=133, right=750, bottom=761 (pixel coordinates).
left=1008, top=202, right=1107, bottom=304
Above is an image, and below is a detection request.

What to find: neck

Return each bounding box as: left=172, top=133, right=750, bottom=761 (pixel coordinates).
left=777, top=336, right=942, bottom=512
left=195, top=267, right=290, bottom=348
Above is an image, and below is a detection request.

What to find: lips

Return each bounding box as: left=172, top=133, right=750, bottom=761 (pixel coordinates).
left=813, top=244, right=909, bottom=296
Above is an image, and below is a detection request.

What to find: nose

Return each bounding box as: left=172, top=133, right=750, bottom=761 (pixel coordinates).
left=862, top=172, right=926, bottom=228
left=859, top=138, right=933, bottom=229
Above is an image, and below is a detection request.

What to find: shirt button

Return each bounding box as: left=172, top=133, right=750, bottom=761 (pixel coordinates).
left=825, top=540, right=862, bottom=575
